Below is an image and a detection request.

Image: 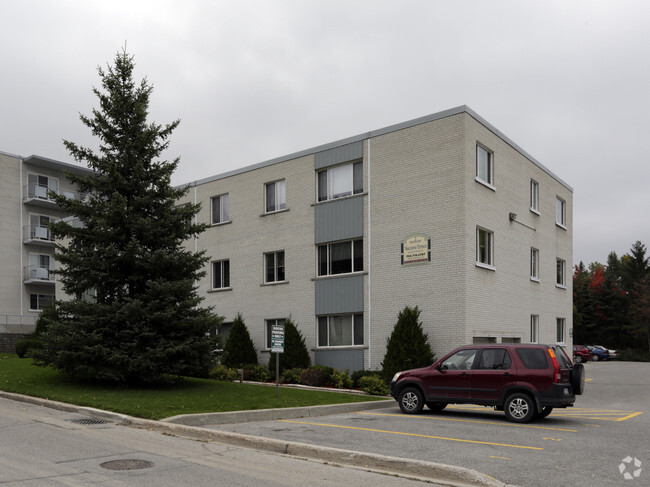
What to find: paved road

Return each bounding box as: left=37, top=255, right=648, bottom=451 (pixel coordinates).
left=211, top=361, right=650, bottom=487
left=0, top=397, right=449, bottom=487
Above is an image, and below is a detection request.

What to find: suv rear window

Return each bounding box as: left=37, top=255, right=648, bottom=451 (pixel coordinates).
left=515, top=348, right=548, bottom=369
left=553, top=346, right=573, bottom=368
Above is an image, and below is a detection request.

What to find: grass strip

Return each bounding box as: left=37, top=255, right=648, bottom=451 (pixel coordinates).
left=0, top=354, right=382, bottom=420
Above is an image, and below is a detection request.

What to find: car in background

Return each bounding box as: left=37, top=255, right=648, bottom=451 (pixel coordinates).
left=586, top=345, right=609, bottom=361
left=573, top=345, right=591, bottom=363
left=390, top=343, right=584, bottom=423
left=593, top=345, right=618, bottom=359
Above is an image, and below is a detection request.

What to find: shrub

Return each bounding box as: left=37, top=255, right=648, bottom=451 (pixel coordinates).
left=208, top=365, right=239, bottom=382
left=221, top=313, right=258, bottom=368
left=281, top=368, right=303, bottom=384
left=619, top=348, right=650, bottom=362
left=244, top=364, right=271, bottom=383
left=300, top=367, right=325, bottom=387
left=331, top=368, right=353, bottom=389
left=358, top=375, right=390, bottom=396
left=351, top=369, right=382, bottom=388
left=381, top=305, right=435, bottom=384
left=268, top=318, right=311, bottom=378
left=15, top=339, right=37, bottom=359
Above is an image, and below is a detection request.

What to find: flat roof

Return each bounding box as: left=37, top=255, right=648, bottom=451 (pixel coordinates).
left=182, top=105, right=572, bottom=192
left=21, top=155, right=95, bottom=176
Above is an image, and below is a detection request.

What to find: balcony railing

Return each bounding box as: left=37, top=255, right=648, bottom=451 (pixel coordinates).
left=24, top=265, right=55, bottom=284
left=0, top=315, right=37, bottom=334
left=24, top=184, right=88, bottom=205
left=24, top=224, right=55, bottom=244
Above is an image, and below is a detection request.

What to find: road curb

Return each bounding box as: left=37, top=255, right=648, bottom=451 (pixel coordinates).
left=0, top=390, right=508, bottom=487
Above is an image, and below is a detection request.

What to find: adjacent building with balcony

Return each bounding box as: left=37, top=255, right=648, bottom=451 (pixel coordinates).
left=179, top=106, right=574, bottom=371
left=0, top=151, right=92, bottom=346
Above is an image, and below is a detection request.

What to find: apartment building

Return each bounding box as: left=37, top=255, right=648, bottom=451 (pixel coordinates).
left=180, top=106, right=573, bottom=372
left=0, top=151, right=92, bottom=348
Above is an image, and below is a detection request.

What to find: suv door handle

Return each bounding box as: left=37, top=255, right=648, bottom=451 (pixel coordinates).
left=502, top=372, right=514, bottom=376
left=460, top=372, right=470, bottom=376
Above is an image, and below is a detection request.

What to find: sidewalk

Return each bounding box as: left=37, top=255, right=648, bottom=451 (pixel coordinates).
left=0, top=389, right=509, bottom=487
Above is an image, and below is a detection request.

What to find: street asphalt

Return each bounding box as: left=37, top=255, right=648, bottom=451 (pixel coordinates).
left=0, top=389, right=512, bottom=487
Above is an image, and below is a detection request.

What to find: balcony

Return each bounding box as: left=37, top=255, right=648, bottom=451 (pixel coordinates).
left=24, top=265, right=55, bottom=285
left=24, top=224, right=55, bottom=246
left=23, top=184, right=87, bottom=208
left=0, top=315, right=37, bottom=334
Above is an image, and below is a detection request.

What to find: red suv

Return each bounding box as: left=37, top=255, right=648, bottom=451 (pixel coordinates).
left=390, top=344, right=584, bottom=423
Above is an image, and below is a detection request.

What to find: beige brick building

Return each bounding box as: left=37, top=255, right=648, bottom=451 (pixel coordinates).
left=179, top=106, right=573, bottom=371
left=0, top=151, right=92, bottom=346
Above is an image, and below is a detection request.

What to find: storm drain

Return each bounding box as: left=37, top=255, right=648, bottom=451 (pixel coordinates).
left=68, top=418, right=110, bottom=426
left=100, top=459, right=154, bottom=471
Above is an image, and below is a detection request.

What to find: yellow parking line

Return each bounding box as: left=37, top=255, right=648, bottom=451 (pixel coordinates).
left=356, top=411, right=577, bottom=432
left=616, top=412, right=643, bottom=421
left=278, top=419, right=544, bottom=450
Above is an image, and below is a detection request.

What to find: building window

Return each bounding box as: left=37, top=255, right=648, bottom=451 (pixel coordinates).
left=556, top=258, right=566, bottom=287
left=29, top=294, right=54, bottom=311
left=530, top=315, right=539, bottom=343
left=318, top=314, right=363, bottom=347
left=530, top=248, right=540, bottom=280
left=530, top=180, right=539, bottom=213
left=556, top=318, right=566, bottom=342
left=264, top=251, right=285, bottom=283
left=556, top=196, right=566, bottom=227
left=212, top=260, right=230, bottom=289
left=27, top=173, right=58, bottom=200
left=265, top=318, right=286, bottom=349
left=317, top=161, right=362, bottom=202
left=476, top=227, right=494, bottom=268
left=265, top=180, right=286, bottom=213
left=28, top=253, right=54, bottom=280
left=28, top=214, right=55, bottom=241
left=476, top=145, right=493, bottom=186
left=211, top=194, right=230, bottom=225
left=318, top=239, right=363, bottom=276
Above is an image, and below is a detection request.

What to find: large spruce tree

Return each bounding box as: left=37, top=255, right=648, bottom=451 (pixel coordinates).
left=32, top=50, right=220, bottom=384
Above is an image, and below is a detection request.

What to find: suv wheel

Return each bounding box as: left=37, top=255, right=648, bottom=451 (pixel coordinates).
left=504, top=393, right=535, bottom=423
left=398, top=387, right=424, bottom=414
left=571, top=363, right=585, bottom=395
left=426, top=402, right=447, bottom=412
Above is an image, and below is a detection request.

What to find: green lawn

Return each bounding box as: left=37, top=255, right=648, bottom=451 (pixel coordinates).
left=0, top=354, right=383, bottom=420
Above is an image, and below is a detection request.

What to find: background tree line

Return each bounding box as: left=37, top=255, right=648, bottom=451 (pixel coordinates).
left=573, top=240, right=650, bottom=355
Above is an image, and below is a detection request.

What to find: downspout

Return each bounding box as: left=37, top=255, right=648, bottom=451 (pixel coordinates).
left=19, top=157, right=24, bottom=321
left=366, top=138, right=371, bottom=369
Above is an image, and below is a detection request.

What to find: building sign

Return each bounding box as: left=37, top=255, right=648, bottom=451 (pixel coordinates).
left=401, top=234, right=431, bottom=265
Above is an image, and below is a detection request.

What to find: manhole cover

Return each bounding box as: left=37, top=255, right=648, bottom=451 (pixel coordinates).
left=100, top=460, right=154, bottom=471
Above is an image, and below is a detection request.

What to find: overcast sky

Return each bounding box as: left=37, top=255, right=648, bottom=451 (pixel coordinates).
left=2, top=0, right=649, bottom=266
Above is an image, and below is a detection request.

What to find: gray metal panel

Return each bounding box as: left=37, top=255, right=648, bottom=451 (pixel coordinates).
left=314, top=141, right=363, bottom=170
left=315, top=275, right=363, bottom=315
left=314, top=197, right=363, bottom=244
left=314, top=349, right=364, bottom=373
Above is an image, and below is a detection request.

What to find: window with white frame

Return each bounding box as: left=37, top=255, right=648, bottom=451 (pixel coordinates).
left=317, top=161, right=362, bottom=202
left=476, top=227, right=494, bottom=267
left=318, top=314, right=363, bottom=347
left=531, top=315, right=539, bottom=343
left=476, top=145, right=493, bottom=186
left=29, top=214, right=55, bottom=241
left=556, top=318, right=566, bottom=342
left=29, top=293, right=54, bottom=311
left=28, top=253, right=54, bottom=280
left=317, top=239, right=363, bottom=276
left=556, top=258, right=566, bottom=287
left=530, top=180, right=539, bottom=213
left=530, top=248, right=540, bottom=280
left=264, top=251, right=285, bottom=283
left=212, top=260, right=230, bottom=289
left=211, top=194, right=230, bottom=225
left=265, top=318, right=286, bottom=349
left=556, top=196, right=566, bottom=227
left=27, top=173, right=58, bottom=200
left=265, top=180, right=286, bottom=213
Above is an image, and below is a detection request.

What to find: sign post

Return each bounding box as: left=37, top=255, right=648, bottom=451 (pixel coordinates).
left=271, top=324, right=285, bottom=398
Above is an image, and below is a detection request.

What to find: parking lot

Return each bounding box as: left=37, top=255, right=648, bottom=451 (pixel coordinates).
left=211, top=361, right=649, bottom=486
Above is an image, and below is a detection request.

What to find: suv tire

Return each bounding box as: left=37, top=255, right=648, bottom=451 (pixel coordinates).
left=426, top=402, right=447, bottom=412
left=398, top=387, right=424, bottom=414
left=504, top=393, right=535, bottom=423
left=571, top=363, right=585, bottom=395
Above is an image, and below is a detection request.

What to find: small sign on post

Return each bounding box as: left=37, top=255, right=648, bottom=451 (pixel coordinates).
left=271, top=324, right=285, bottom=397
